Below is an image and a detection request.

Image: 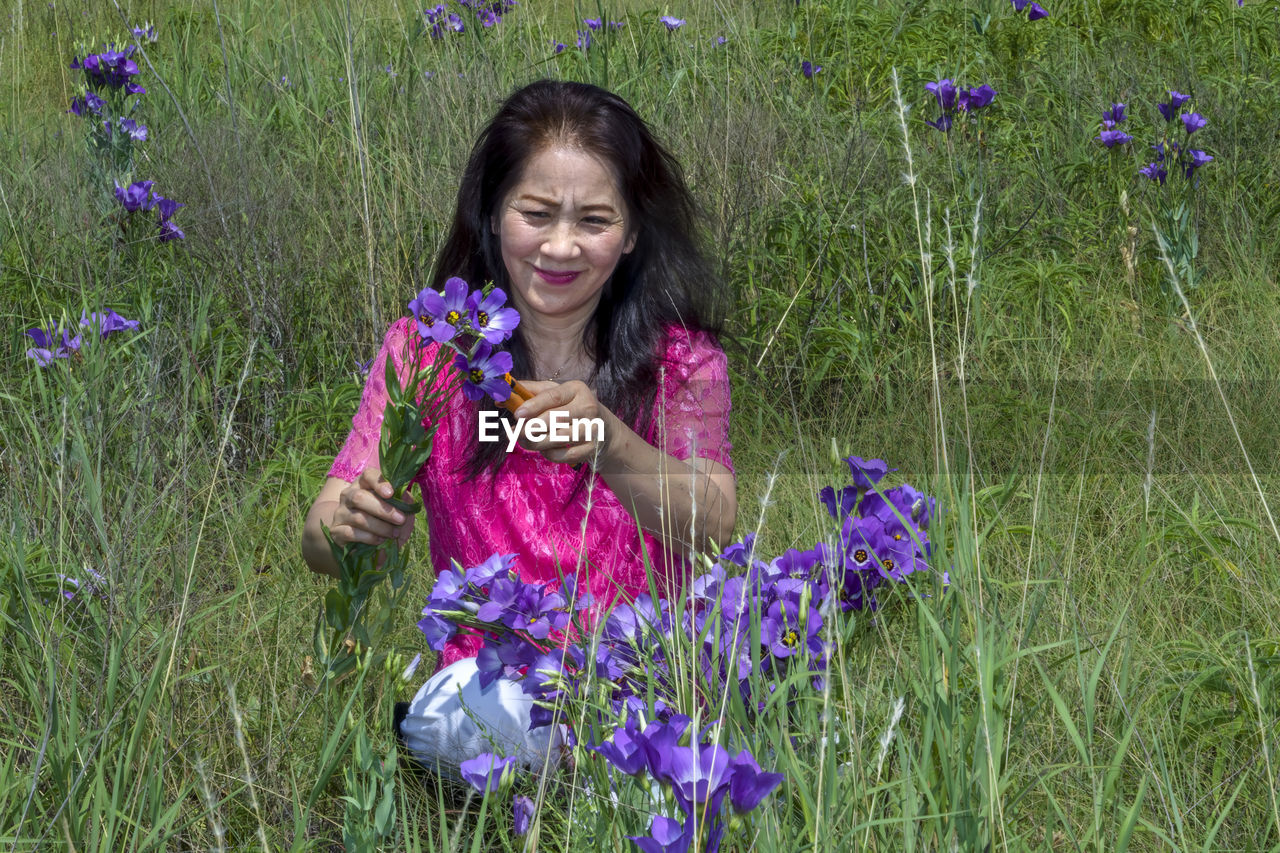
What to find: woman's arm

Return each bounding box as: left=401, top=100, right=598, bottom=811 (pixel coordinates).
left=511, top=380, right=737, bottom=558
left=302, top=470, right=415, bottom=578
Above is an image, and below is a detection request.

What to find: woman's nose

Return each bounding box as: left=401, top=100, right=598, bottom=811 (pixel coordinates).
left=540, top=222, right=581, bottom=259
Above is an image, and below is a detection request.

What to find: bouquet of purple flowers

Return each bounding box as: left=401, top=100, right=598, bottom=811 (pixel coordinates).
left=418, top=455, right=941, bottom=850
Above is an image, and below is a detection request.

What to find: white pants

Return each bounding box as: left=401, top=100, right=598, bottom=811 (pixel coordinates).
left=399, top=658, right=565, bottom=778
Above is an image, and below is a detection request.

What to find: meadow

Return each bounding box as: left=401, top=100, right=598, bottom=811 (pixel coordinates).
left=2, top=0, right=1279, bottom=849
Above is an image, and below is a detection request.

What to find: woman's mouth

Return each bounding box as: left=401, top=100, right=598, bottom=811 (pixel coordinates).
left=534, top=267, right=581, bottom=285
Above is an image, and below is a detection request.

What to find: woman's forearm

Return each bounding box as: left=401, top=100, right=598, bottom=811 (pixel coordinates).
left=594, top=409, right=737, bottom=558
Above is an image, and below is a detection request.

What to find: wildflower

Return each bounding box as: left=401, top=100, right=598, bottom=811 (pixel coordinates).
left=25, top=325, right=82, bottom=365
left=1139, top=162, right=1167, bottom=185
left=659, top=15, right=685, bottom=31
left=1102, top=102, right=1126, bottom=123
left=843, top=455, right=890, bottom=489
left=477, top=9, right=500, bottom=27
left=80, top=309, right=139, bottom=337
left=131, top=22, right=158, bottom=42
left=1183, top=149, right=1213, bottom=178
left=67, top=91, right=105, bottom=116
left=576, top=30, right=592, bottom=50
left=925, top=78, right=957, bottom=112
left=455, top=341, right=514, bottom=402
left=408, top=276, right=468, bottom=344
left=512, top=794, right=533, bottom=836
left=1157, top=90, right=1192, bottom=121
left=114, top=179, right=155, bottom=212
left=153, top=194, right=184, bottom=223
left=1028, top=2, right=1048, bottom=19
left=1180, top=112, right=1207, bottom=134
left=1097, top=128, right=1133, bottom=147
left=726, top=751, right=785, bottom=813
left=115, top=117, right=148, bottom=141
left=958, top=84, right=996, bottom=111
left=459, top=753, right=517, bottom=793
left=467, top=287, right=520, bottom=344
left=627, top=815, right=692, bottom=853
left=583, top=17, right=602, bottom=30
left=801, top=60, right=822, bottom=79
left=925, top=114, right=954, bottom=132
left=551, top=41, right=566, bottom=54
left=714, top=35, right=726, bottom=45
left=609, top=21, right=626, bottom=30
left=158, top=220, right=185, bottom=242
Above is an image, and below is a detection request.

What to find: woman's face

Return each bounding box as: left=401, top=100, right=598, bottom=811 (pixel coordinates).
left=493, top=145, right=636, bottom=327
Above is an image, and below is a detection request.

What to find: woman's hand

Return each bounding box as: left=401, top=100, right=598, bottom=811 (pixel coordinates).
left=511, top=379, right=616, bottom=467
left=329, top=467, right=415, bottom=549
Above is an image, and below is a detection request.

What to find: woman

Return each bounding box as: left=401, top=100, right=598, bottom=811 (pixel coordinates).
left=302, top=80, right=735, bottom=772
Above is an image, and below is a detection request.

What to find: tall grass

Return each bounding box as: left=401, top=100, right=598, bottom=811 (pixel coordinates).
left=2, top=0, right=1278, bottom=848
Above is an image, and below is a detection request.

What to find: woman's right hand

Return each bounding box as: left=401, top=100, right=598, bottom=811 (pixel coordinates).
left=329, top=467, right=415, bottom=549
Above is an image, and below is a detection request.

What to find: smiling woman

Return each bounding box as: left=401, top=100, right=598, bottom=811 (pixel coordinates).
left=301, top=80, right=735, bottom=776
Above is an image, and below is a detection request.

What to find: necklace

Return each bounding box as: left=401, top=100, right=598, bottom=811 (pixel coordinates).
left=541, top=352, right=577, bottom=381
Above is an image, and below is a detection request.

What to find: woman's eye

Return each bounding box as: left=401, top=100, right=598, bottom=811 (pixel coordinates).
left=583, top=217, right=609, bottom=226
left=521, top=210, right=550, bottom=220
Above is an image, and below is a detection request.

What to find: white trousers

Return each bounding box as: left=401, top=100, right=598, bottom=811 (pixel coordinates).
left=399, top=658, right=565, bottom=778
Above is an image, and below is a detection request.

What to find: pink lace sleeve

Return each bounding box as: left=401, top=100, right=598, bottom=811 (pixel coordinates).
left=328, top=318, right=417, bottom=482
left=654, top=328, right=734, bottom=474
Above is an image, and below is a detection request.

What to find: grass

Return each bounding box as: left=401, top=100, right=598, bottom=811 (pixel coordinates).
left=2, top=0, right=1279, bottom=849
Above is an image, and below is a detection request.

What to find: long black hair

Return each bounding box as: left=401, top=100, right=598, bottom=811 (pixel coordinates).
left=432, top=79, right=728, bottom=478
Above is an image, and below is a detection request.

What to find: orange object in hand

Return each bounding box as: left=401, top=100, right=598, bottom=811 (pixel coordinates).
left=500, top=373, right=535, bottom=413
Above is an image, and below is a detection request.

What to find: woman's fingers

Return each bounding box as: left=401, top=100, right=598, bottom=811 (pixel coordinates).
left=332, top=467, right=409, bottom=546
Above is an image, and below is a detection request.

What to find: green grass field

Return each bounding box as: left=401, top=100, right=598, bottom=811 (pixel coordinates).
left=3, top=0, right=1279, bottom=849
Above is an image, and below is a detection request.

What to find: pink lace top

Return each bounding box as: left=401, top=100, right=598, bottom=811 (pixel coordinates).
left=328, top=318, right=733, bottom=667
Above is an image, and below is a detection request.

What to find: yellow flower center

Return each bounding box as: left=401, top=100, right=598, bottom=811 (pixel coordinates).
left=469, top=368, right=485, bottom=383
left=783, top=630, right=799, bottom=648
left=477, top=311, right=489, bottom=327
left=420, top=313, right=435, bottom=327
left=446, top=309, right=462, bottom=325
left=854, top=548, right=868, bottom=563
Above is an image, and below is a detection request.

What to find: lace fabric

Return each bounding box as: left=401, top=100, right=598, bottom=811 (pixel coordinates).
left=328, top=317, right=734, bottom=666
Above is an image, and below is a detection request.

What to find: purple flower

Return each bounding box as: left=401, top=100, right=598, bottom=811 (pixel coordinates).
left=593, top=721, right=649, bottom=776
left=153, top=195, right=184, bottom=223
left=925, top=114, right=953, bottom=133
left=1180, top=112, right=1207, bottom=134
left=1184, top=149, right=1213, bottom=178
left=1157, top=90, right=1192, bottom=121
left=467, top=288, right=520, bottom=344
left=717, top=533, right=756, bottom=567
left=131, top=23, right=158, bottom=42
left=583, top=17, right=602, bottom=30
left=80, top=309, right=139, bottom=337
left=1028, top=2, right=1048, bottom=19
left=512, top=794, right=533, bottom=835
left=409, top=276, right=468, bottom=344
left=114, top=179, right=155, bottom=212
left=455, top=341, right=514, bottom=402
left=25, top=325, right=83, bottom=365
left=576, top=30, right=592, bottom=49
left=958, top=84, right=996, bottom=111
left=801, top=60, right=822, bottom=79
left=1097, top=128, right=1133, bottom=147
left=844, top=456, right=890, bottom=489
left=477, top=9, right=500, bottom=26
left=714, top=35, right=726, bottom=45
left=925, top=78, right=957, bottom=112
left=158, top=220, right=185, bottom=242
left=459, top=753, right=517, bottom=793
left=1139, top=162, right=1167, bottom=185
left=659, top=15, right=685, bottom=30
left=551, top=41, right=566, bottom=53
left=626, top=815, right=692, bottom=853
left=726, top=751, right=785, bottom=813
left=67, top=91, right=105, bottom=116
left=116, top=117, right=148, bottom=141
left=610, top=21, right=626, bottom=30
left=1102, top=102, right=1126, bottom=123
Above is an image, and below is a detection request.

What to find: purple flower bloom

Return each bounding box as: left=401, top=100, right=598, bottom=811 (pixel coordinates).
left=67, top=91, right=105, bottom=116
left=925, top=114, right=953, bottom=133
left=714, top=35, right=726, bottom=44
left=459, top=753, right=517, bottom=793
left=925, top=78, right=957, bottom=112
left=1097, top=128, right=1133, bottom=147
left=1011, top=0, right=1029, bottom=9
left=158, top=220, right=185, bottom=242
left=1184, top=149, right=1213, bottom=178
left=131, top=23, right=158, bottom=42
left=467, top=288, right=520, bottom=344
left=512, top=794, right=533, bottom=835
left=583, top=17, right=602, bottom=30
left=610, top=21, right=626, bottom=30
left=1157, top=90, right=1192, bottom=121
left=844, top=456, right=890, bottom=489
left=455, top=341, right=514, bottom=402
left=153, top=194, right=184, bottom=223
left=551, top=41, right=566, bottom=53
left=576, top=30, right=592, bottom=50
left=1102, top=102, right=1126, bottom=123
left=659, top=15, right=685, bottom=31
left=958, top=84, right=996, bottom=111
left=801, top=60, right=822, bottom=79
left=726, top=750, right=785, bottom=813
left=593, top=721, right=649, bottom=776
left=1180, top=112, right=1207, bottom=134
left=627, top=815, right=692, bottom=853
left=80, top=309, right=139, bottom=337
left=1139, top=162, right=1167, bottom=185
left=117, top=117, right=148, bottom=141
left=114, top=180, right=155, bottom=212
left=1028, top=2, right=1048, bottom=19
left=409, top=276, right=469, bottom=344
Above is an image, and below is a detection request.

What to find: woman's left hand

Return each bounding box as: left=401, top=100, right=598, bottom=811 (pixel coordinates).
left=510, top=379, right=617, bottom=467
